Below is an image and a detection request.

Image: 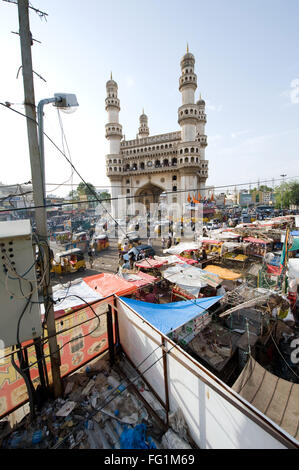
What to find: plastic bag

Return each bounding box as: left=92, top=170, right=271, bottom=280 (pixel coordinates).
left=120, top=423, right=156, bottom=449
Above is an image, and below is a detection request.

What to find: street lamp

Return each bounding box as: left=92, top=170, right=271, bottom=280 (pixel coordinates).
left=280, top=174, right=287, bottom=211
left=35, top=93, right=78, bottom=397
left=37, top=93, right=79, bottom=196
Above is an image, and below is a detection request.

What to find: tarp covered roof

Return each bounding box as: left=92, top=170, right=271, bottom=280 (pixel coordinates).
left=154, top=255, right=197, bottom=266
left=47, top=279, right=103, bottom=317
left=135, top=258, right=167, bottom=269
left=84, top=272, right=154, bottom=297
left=289, top=238, right=299, bottom=252
left=233, top=356, right=299, bottom=443
left=163, top=242, right=200, bottom=255
left=217, top=232, right=240, bottom=239
left=119, top=296, right=222, bottom=335
left=243, top=237, right=272, bottom=244
left=119, top=271, right=157, bottom=287
left=162, top=263, right=221, bottom=295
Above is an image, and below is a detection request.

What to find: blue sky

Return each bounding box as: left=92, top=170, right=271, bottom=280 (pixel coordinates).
left=0, top=0, right=298, bottom=196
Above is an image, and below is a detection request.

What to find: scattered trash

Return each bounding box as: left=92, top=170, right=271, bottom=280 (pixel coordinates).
left=120, top=423, right=156, bottom=449
left=168, top=408, right=189, bottom=442
left=81, top=379, right=95, bottom=396
left=56, top=401, right=77, bottom=417
left=161, top=428, right=191, bottom=449
left=0, top=356, right=175, bottom=449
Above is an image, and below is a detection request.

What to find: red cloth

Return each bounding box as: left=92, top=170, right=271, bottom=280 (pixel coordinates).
left=266, top=264, right=282, bottom=275
left=143, top=293, right=157, bottom=303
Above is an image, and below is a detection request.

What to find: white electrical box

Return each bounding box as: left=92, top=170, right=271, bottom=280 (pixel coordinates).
left=0, top=220, right=42, bottom=347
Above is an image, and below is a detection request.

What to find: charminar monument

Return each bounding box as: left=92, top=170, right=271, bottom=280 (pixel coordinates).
left=105, top=47, right=208, bottom=218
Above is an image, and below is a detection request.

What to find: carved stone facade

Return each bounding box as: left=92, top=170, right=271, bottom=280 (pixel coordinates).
left=105, top=50, right=208, bottom=217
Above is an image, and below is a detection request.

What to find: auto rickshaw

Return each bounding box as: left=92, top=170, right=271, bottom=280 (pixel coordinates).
left=93, top=234, right=109, bottom=252
left=51, top=248, right=86, bottom=274
left=55, top=230, right=72, bottom=244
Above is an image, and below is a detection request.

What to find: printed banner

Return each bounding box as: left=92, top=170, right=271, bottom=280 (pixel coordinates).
left=0, top=299, right=114, bottom=418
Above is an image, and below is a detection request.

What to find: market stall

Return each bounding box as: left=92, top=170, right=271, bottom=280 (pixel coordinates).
left=243, top=237, right=273, bottom=258
left=161, top=263, right=221, bottom=300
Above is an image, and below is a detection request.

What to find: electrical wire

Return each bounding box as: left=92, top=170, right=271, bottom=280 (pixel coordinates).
left=16, top=281, right=33, bottom=346
left=1, top=103, right=298, bottom=211
left=44, top=110, right=75, bottom=195
left=269, top=328, right=299, bottom=380
left=11, top=346, right=35, bottom=422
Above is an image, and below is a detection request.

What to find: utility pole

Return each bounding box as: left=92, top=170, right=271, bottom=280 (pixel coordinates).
left=17, top=0, right=62, bottom=397
left=280, top=174, right=287, bottom=211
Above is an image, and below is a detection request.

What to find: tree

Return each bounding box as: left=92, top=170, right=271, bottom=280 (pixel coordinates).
left=77, top=182, right=96, bottom=200
left=98, top=191, right=111, bottom=201
left=274, top=180, right=299, bottom=209
left=289, top=182, right=299, bottom=206
left=68, top=182, right=96, bottom=201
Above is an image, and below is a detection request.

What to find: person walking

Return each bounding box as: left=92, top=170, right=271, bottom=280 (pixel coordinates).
left=88, top=247, right=94, bottom=268
left=167, top=236, right=172, bottom=249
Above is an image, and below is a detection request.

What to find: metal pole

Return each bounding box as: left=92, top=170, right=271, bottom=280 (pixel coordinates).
left=37, top=97, right=60, bottom=196
left=107, top=304, right=115, bottom=366
left=17, top=0, right=62, bottom=397
left=280, top=174, right=287, bottom=211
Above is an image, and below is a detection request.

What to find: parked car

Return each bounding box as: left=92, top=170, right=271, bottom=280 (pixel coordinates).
left=123, top=244, right=155, bottom=261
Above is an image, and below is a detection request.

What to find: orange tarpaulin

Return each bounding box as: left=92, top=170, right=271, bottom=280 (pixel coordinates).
left=135, top=258, right=168, bottom=269
left=204, top=265, right=242, bottom=280
left=84, top=272, right=155, bottom=297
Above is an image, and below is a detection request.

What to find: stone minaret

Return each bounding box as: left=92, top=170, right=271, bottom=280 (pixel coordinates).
left=137, top=110, right=149, bottom=138
left=177, top=47, right=208, bottom=203
left=105, top=74, right=123, bottom=218
left=178, top=45, right=198, bottom=142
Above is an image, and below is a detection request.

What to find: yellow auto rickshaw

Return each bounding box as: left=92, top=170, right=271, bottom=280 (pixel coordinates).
left=93, top=234, right=109, bottom=252
left=51, top=248, right=86, bottom=274
left=55, top=230, right=72, bottom=244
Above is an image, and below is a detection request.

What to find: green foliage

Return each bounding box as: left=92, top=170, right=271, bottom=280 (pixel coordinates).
left=68, top=182, right=97, bottom=201
left=274, top=180, right=299, bottom=208
left=98, top=191, right=111, bottom=201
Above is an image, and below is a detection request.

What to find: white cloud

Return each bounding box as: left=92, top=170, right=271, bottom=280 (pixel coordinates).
left=205, top=100, right=223, bottom=112
left=290, top=78, right=299, bottom=104
left=231, top=130, right=251, bottom=139
left=281, top=78, right=299, bottom=105
left=125, top=75, right=135, bottom=88
left=208, top=134, right=222, bottom=144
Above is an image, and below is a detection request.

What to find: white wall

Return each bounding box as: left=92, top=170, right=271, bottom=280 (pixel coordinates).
left=182, top=88, right=195, bottom=105
left=182, top=124, right=196, bottom=142
left=109, top=137, right=121, bottom=155
left=116, top=298, right=293, bottom=449
left=108, top=109, right=119, bottom=123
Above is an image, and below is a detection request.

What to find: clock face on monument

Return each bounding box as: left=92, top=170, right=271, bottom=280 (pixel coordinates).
left=147, top=161, right=152, bottom=167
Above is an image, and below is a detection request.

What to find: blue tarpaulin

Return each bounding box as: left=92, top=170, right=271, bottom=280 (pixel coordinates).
left=119, top=296, right=222, bottom=335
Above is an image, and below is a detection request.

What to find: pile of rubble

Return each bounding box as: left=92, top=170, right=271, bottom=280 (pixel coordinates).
left=0, top=353, right=194, bottom=450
